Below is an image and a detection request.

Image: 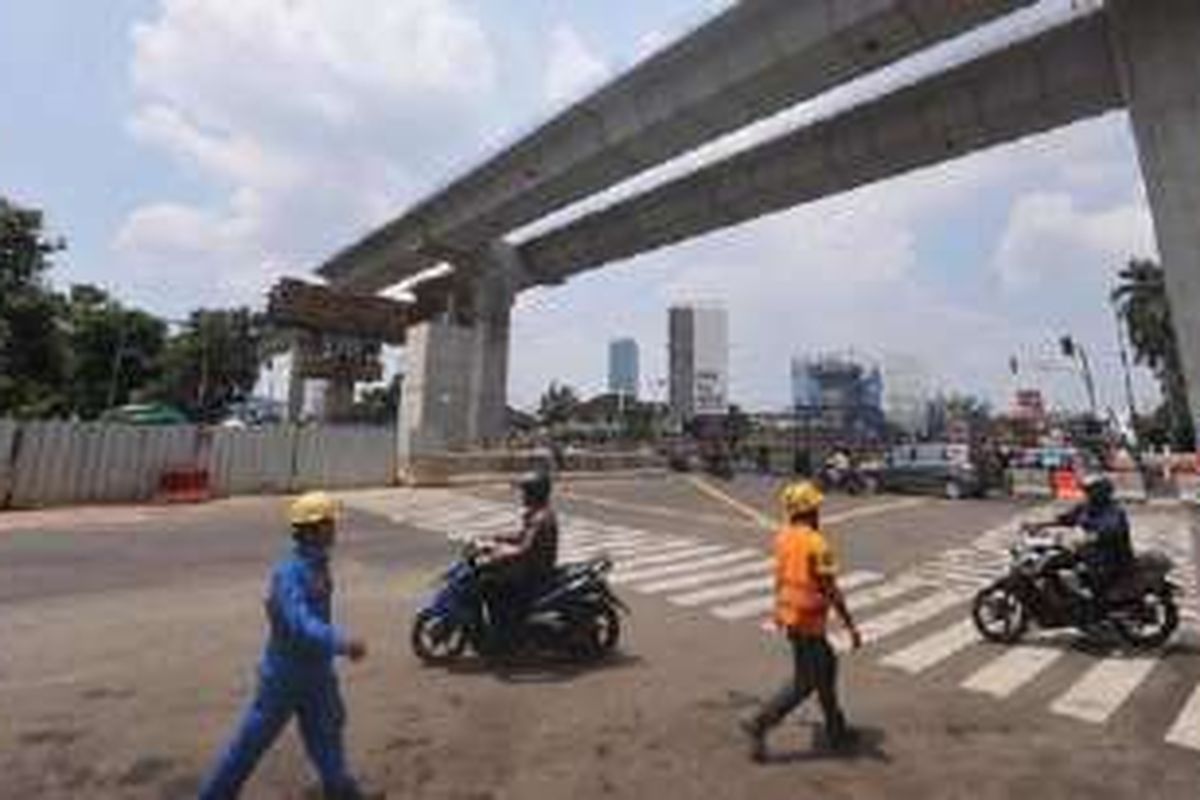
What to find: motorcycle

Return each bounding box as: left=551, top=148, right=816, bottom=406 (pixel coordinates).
left=410, top=540, right=628, bottom=664
left=971, top=524, right=1180, bottom=648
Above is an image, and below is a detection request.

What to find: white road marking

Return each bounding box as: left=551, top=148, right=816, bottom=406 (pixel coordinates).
left=636, top=559, right=771, bottom=594
left=671, top=576, right=774, bottom=607
left=702, top=569, right=883, bottom=620
left=1050, top=656, right=1159, bottom=724
left=1165, top=682, right=1200, bottom=751
left=961, top=645, right=1063, bottom=698
left=712, top=593, right=775, bottom=620
left=879, top=619, right=980, bottom=674
left=613, top=550, right=762, bottom=585
left=608, top=545, right=727, bottom=572
left=842, top=574, right=930, bottom=614
left=561, top=537, right=692, bottom=560
left=833, top=590, right=967, bottom=651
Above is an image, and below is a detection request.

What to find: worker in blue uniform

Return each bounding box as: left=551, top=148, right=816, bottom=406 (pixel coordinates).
left=198, top=491, right=376, bottom=800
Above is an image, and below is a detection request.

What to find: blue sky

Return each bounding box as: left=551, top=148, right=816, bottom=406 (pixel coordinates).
left=0, top=0, right=1162, bottom=414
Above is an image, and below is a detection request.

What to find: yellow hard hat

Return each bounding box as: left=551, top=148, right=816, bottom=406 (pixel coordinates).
left=781, top=481, right=824, bottom=516
left=288, top=491, right=338, bottom=526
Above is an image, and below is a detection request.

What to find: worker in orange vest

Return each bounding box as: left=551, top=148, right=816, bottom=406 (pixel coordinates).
left=740, top=481, right=862, bottom=761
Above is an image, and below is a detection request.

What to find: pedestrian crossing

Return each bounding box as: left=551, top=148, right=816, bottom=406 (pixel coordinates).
left=339, top=488, right=1200, bottom=754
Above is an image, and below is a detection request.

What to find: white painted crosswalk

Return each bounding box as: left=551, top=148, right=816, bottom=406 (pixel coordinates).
left=340, top=487, right=1200, bottom=755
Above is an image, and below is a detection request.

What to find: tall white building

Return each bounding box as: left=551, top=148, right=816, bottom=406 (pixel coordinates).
left=669, top=305, right=728, bottom=421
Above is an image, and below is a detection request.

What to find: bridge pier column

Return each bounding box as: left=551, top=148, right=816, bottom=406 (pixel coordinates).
left=1110, top=0, right=1200, bottom=445
left=397, top=242, right=522, bottom=465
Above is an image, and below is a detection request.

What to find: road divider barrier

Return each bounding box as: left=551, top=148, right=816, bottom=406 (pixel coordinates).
left=1008, top=468, right=1052, bottom=499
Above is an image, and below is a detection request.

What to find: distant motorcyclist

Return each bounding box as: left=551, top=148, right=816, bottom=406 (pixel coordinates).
left=478, top=471, right=560, bottom=646
left=1034, top=474, right=1134, bottom=613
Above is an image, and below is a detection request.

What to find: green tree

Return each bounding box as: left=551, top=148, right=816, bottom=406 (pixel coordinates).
left=1112, top=258, right=1194, bottom=448
left=64, top=285, right=166, bottom=419
left=153, top=308, right=266, bottom=422
left=537, top=382, right=580, bottom=427
left=0, top=199, right=68, bottom=417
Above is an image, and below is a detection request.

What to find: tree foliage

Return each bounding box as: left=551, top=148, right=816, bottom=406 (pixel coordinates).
left=1112, top=258, right=1194, bottom=448
left=0, top=199, right=68, bottom=417
left=538, top=382, right=580, bottom=427
left=64, top=285, right=166, bottom=419
left=152, top=308, right=266, bottom=423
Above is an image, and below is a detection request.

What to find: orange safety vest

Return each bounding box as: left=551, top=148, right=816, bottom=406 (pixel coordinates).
left=773, top=524, right=837, bottom=635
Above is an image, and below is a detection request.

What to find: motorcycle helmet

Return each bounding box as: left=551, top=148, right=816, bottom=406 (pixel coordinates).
left=1082, top=473, right=1114, bottom=504
left=518, top=470, right=552, bottom=507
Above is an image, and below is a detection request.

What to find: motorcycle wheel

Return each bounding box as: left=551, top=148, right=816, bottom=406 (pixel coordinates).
left=573, top=604, right=621, bottom=660
left=410, top=610, right=468, bottom=664
left=972, top=581, right=1028, bottom=643
left=1112, top=589, right=1178, bottom=649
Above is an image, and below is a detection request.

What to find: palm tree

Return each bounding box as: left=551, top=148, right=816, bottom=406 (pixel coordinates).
left=1111, top=259, right=1194, bottom=448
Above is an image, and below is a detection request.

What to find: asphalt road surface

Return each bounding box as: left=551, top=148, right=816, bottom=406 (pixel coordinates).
left=1, top=474, right=1198, bottom=799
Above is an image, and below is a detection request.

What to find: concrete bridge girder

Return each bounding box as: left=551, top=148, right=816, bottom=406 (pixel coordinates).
left=319, top=0, right=1036, bottom=294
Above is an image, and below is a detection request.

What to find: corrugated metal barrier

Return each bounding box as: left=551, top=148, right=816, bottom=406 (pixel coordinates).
left=0, top=421, right=397, bottom=509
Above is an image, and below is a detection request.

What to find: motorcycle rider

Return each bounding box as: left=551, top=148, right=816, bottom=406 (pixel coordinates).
left=1035, top=473, right=1134, bottom=616
left=479, top=470, right=560, bottom=648
left=740, top=481, right=862, bottom=762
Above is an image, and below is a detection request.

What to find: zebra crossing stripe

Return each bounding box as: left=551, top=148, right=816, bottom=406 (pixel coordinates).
left=608, top=545, right=727, bottom=572
left=1165, top=683, right=1200, bottom=751
left=961, top=645, right=1062, bottom=698
left=612, top=550, right=762, bottom=585
left=843, top=574, right=929, bottom=614
left=637, top=559, right=771, bottom=594
left=561, top=537, right=692, bottom=560
left=712, top=593, right=775, bottom=620
left=834, top=590, right=967, bottom=651
left=671, top=576, right=774, bottom=607
left=879, top=620, right=980, bottom=674
left=706, top=569, right=885, bottom=620
left=1050, top=656, right=1158, bottom=724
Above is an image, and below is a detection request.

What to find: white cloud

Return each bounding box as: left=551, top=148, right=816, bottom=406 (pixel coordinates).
left=543, top=24, right=609, bottom=108
left=116, top=0, right=497, bottom=313
left=993, top=192, right=1157, bottom=290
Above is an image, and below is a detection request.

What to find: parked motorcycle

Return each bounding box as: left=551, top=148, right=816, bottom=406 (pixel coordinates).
left=410, top=541, right=628, bottom=664
left=972, top=524, right=1180, bottom=648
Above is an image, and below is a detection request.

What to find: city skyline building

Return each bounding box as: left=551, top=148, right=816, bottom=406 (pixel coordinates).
left=669, top=304, right=728, bottom=421
left=608, top=338, right=640, bottom=399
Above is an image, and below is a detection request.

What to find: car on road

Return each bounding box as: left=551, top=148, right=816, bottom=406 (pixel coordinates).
left=874, top=442, right=983, bottom=500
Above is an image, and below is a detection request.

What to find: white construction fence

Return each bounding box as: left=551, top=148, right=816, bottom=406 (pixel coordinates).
left=0, top=420, right=398, bottom=509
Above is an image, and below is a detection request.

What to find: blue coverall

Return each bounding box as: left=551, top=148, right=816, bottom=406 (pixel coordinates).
left=199, top=540, right=361, bottom=799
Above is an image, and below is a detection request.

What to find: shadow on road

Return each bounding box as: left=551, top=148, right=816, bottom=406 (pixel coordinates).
left=435, top=652, right=646, bottom=685
left=763, top=724, right=891, bottom=765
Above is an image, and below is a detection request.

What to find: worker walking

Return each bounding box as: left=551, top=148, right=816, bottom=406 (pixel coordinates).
left=740, top=481, right=862, bottom=762
left=199, top=491, right=376, bottom=800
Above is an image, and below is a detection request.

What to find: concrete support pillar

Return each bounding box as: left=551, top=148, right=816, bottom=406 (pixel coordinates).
left=286, top=342, right=306, bottom=424
left=1109, top=0, right=1200, bottom=444
left=397, top=319, right=475, bottom=460
left=325, top=377, right=356, bottom=423
left=467, top=242, right=519, bottom=447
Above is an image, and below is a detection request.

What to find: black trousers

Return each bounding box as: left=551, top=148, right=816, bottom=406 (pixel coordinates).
left=753, top=633, right=846, bottom=738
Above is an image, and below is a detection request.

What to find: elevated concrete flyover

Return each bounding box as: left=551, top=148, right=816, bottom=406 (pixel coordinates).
left=515, top=14, right=1122, bottom=282
left=309, top=0, right=1200, bottom=465
left=318, top=0, right=1037, bottom=294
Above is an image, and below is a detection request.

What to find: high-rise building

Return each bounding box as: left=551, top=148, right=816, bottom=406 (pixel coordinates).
left=669, top=305, right=728, bottom=421
left=608, top=338, right=640, bottom=399
left=882, top=353, right=933, bottom=435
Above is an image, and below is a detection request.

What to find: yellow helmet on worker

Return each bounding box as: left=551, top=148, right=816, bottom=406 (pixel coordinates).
left=288, top=491, right=339, bottom=527
left=781, top=481, right=824, bottom=517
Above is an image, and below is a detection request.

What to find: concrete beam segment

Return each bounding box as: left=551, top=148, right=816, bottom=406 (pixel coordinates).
left=518, top=14, right=1122, bottom=282
left=318, top=0, right=1036, bottom=292
left=1108, top=0, right=1200, bottom=443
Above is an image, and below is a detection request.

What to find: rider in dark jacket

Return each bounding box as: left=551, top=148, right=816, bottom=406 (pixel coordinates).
left=480, top=471, right=560, bottom=645
left=1048, top=474, right=1134, bottom=609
